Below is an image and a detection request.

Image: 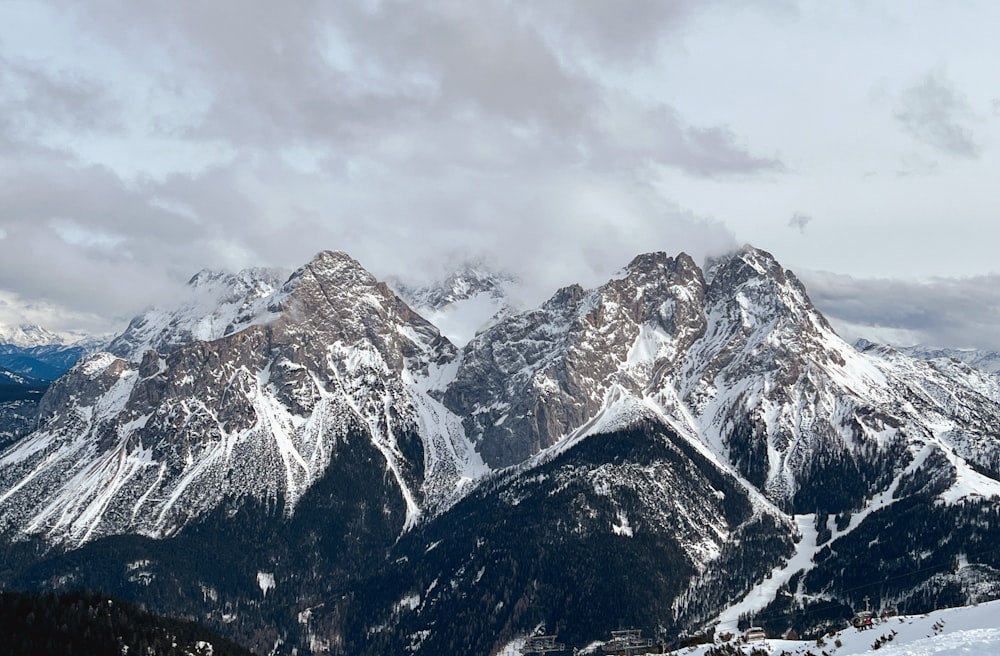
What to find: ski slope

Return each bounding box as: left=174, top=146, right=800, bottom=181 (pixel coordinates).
left=674, top=599, right=1000, bottom=656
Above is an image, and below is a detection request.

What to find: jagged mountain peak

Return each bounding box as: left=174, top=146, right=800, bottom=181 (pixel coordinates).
left=275, top=250, right=456, bottom=374
left=703, top=244, right=835, bottom=344
left=186, top=265, right=285, bottom=290
left=707, top=244, right=800, bottom=296
left=293, top=249, right=374, bottom=286
left=447, top=244, right=917, bottom=511
left=623, top=249, right=697, bottom=275
left=542, top=282, right=588, bottom=311
left=110, top=250, right=446, bottom=369
left=446, top=250, right=708, bottom=467
left=702, top=243, right=783, bottom=282
left=284, top=249, right=398, bottom=305
left=4, top=245, right=1000, bottom=654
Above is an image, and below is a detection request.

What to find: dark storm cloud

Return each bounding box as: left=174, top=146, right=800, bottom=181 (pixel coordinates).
left=801, top=271, right=1000, bottom=351
left=895, top=70, right=980, bottom=158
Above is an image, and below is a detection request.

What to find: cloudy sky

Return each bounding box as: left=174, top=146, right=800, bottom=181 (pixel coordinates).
left=1, top=0, right=998, bottom=349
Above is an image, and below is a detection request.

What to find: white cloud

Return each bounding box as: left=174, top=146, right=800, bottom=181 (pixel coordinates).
left=0, top=0, right=766, bottom=332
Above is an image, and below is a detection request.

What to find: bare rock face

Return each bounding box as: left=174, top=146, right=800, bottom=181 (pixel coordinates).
left=445, top=251, right=706, bottom=467
left=3, top=246, right=1000, bottom=655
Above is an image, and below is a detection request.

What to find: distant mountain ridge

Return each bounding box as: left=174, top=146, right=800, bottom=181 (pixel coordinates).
left=0, top=320, right=109, bottom=382
left=0, top=246, right=998, bottom=654
left=392, top=262, right=516, bottom=310
left=0, top=323, right=66, bottom=348
left=0, top=327, right=109, bottom=451
left=893, top=342, right=1000, bottom=376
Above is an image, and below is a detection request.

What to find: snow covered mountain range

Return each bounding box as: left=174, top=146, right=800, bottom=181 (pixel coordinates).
left=0, top=252, right=479, bottom=545
left=0, top=246, right=999, bottom=655
left=894, top=343, right=1000, bottom=377
left=0, top=324, right=106, bottom=451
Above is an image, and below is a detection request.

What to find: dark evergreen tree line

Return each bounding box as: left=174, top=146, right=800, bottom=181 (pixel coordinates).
left=0, top=590, right=254, bottom=656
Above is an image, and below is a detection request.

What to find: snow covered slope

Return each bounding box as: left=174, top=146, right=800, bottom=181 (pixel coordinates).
left=437, top=246, right=1000, bottom=638
left=896, top=343, right=1000, bottom=377
left=2, top=245, right=999, bottom=655
left=673, top=599, right=1000, bottom=656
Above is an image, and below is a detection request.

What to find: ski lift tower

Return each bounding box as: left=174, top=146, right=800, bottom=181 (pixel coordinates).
left=852, top=595, right=875, bottom=630
left=602, top=629, right=653, bottom=656
left=521, top=635, right=565, bottom=655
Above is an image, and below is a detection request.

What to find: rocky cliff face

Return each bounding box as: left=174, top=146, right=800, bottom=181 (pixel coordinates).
left=5, top=245, right=999, bottom=547
left=444, top=251, right=706, bottom=467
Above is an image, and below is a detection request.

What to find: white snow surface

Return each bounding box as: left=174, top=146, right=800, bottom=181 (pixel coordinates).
left=673, top=599, right=1000, bottom=656
left=257, top=571, right=275, bottom=596
left=899, top=344, right=1000, bottom=376
left=414, top=292, right=509, bottom=347
left=391, top=263, right=522, bottom=347
left=714, top=514, right=820, bottom=636
left=404, top=359, right=489, bottom=510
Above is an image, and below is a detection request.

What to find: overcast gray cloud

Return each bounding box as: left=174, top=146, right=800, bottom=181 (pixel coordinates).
left=0, top=0, right=769, bottom=330
left=787, top=212, right=812, bottom=233
left=0, top=52, right=120, bottom=142
left=801, top=271, right=1000, bottom=351
left=523, top=0, right=707, bottom=64
left=895, top=70, right=981, bottom=158
left=1, top=1, right=999, bottom=349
